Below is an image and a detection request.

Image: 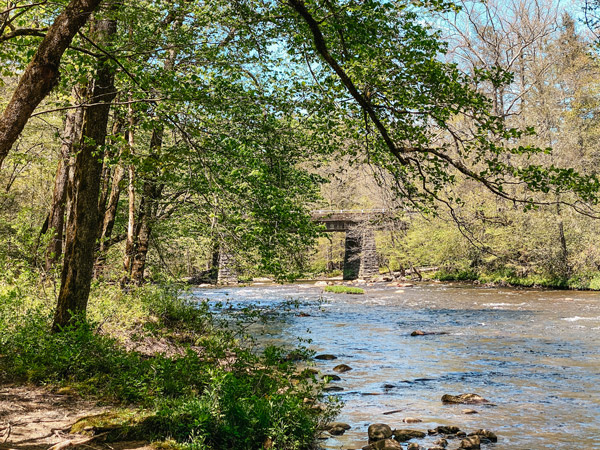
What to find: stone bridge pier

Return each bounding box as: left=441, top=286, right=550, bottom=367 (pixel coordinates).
left=217, top=210, right=388, bottom=284
left=314, top=210, right=384, bottom=280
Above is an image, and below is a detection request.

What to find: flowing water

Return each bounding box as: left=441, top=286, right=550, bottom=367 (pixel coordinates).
left=191, top=282, right=600, bottom=449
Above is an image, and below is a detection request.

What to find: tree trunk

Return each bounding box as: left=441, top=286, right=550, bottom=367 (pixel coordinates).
left=52, top=16, right=117, bottom=331
left=122, top=101, right=137, bottom=283
left=45, top=101, right=84, bottom=270
left=0, top=0, right=103, bottom=168
left=130, top=128, right=164, bottom=285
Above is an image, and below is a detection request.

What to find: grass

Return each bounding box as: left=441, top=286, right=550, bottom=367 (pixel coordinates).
left=0, top=277, right=338, bottom=449
left=323, top=285, right=364, bottom=294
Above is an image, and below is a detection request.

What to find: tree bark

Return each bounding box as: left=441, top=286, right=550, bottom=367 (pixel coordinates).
left=52, top=16, right=117, bottom=331
left=0, top=0, right=103, bottom=168
left=45, top=101, right=84, bottom=270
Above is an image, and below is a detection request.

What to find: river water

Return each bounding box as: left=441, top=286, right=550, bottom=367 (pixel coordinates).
left=191, top=282, right=600, bottom=449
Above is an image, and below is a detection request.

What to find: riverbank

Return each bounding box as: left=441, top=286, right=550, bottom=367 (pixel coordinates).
left=431, top=268, right=600, bottom=290
left=0, top=280, right=334, bottom=450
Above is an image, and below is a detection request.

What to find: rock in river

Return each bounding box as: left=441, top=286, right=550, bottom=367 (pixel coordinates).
left=459, top=435, right=481, bottom=449
left=434, top=426, right=461, bottom=435
left=441, top=393, right=490, bottom=404
left=402, top=417, right=422, bottom=423
left=327, top=422, right=351, bottom=436
left=411, top=330, right=449, bottom=336
left=368, top=423, right=393, bottom=442
left=392, top=429, right=426, bottom=441
left=469, top=429, right=498, bottom=443
left=363, top=439, right=402, bottom=450
left=322, top=374, right=341, bottom=381
left=407, top=443, right=420, bottom=450
left=315, top=354, right=337, bottom=360
left=333, top=363, right=352, bottom=373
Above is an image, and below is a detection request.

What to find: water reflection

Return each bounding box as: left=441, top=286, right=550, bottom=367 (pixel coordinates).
left=192, top=283, right=600, bottom=449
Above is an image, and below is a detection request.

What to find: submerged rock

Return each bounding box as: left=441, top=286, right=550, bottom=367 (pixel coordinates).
left=368, top=423, right=393, bottom=442
left=461, top=409, right=479, bottom=414
left=315, top=354, right=337, bottom=360
left=392, top=429, right=426, bottom=441
left=411, top=330, right=449, bottom=336
left=333, top=363, right=352, bottom=373
left=322, top=374, right=341, bottom=381
left=323, top=385, right=344, bottom=392
left=441, top=393, right=490, bottom=404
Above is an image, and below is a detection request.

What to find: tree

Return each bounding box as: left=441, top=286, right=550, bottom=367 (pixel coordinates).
left=0, top=0, right=103, bottom=167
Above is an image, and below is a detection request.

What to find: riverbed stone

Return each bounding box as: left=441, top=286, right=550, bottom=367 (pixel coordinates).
left=363, top=438, right=402, bottom=450
left=322, top=374, right=341, bottom=381
left=333, top=363, right=352, bottom=373
left=433, top=438, right=448, bottom=447
left=434, top=426, right=461, bottom=435
left=368, top=423, right=393, bottom=442
left=392, top=429, right=426, bottom=441
left=315, top=354, right=337, bottom=360
left=326, top=422, right=351, bottom=431
left=323, top=385, right=344, bottom=392
left=315, top=281, right=328, bottom=286
left=441, top=393, right=489, bottom=404
left=469, top=429, right=498, bottom=443
left=402, top=417, right=422, bottom=423
left=459, top=435, right=480, bottom=449
left=461, top=409, right=479, bottom=414
left=407, top=443, right=420, bottom=450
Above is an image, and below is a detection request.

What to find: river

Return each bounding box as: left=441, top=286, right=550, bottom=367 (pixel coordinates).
left=191, top=282, right=600, bottom=449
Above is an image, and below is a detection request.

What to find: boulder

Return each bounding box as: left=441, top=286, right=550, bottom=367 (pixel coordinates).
left=363, top=439, right=402, bottom=450
left=459, top=436, right=481, bottom=449
left=392, top=429, right=426, bottom=441
left=333, top=363, right=352, bottom=373
left=441, top=393, right=490, bottom=404
left=407, top=443, right=420, bottom=450
left=368, top=423, right=393, bottom=442
left=315, top=281, right=328, bottom=286
left=469, top=429, right=498, bottom=443
left=315, top=354, right=337, bottom=360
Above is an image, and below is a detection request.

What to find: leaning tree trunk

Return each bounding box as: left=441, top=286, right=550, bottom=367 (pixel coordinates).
left=0, top=0, right=103, bottom=168
left=45, top=98, right=84, bottom=270
left=52, top=16, right=117, bottom=331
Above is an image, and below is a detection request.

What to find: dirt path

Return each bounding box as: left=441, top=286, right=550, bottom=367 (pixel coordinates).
left=0, top=385, right=150, bottom=450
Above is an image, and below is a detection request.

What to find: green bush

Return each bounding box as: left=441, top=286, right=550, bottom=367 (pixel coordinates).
left=0, top=282, right=336, bottom=449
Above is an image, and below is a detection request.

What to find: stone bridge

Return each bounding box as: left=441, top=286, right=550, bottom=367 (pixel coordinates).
left=218, top=209, right=401, bottom=284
